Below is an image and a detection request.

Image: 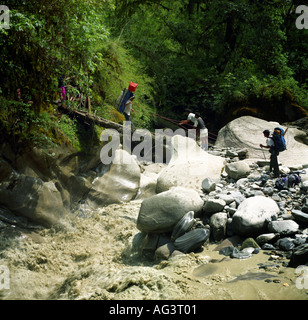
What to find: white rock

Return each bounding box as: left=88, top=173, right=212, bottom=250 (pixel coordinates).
left=231, top=196, right=280, bottom=236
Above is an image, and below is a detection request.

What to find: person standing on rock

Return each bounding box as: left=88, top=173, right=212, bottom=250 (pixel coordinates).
left=260, top=129, right=280, bottom=178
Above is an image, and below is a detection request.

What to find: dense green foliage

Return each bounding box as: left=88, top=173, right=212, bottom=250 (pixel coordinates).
left=110, top=0, right=307, bottom=125
left=0, top=0, right=307, bottom=149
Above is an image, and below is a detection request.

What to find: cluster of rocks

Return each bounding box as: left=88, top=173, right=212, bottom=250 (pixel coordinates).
left=135, top=149, right=308, bottom=268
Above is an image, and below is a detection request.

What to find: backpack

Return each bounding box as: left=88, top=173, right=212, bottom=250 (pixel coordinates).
left=274, top=171, right=305, bottom=190
left=115, top=88, right=133, bottom=113
left=115, top=82, right=138, bottom=113
left=271, top=127, right=286, bottom=152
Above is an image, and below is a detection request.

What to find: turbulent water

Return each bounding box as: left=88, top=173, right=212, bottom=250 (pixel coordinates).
left=0, top=200, right=307, bottom=300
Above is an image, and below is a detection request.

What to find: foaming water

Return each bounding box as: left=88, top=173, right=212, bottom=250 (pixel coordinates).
left=0, top=200, right=307, bottom=300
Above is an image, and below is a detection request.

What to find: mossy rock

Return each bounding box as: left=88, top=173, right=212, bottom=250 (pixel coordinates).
left=241, top=237, right=260, bottom=250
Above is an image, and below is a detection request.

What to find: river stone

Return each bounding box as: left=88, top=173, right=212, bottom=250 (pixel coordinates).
left=288, top=244, right=308, bottom=268
left=277, top=238, right=295, bottom=251
left=156, top=135, right=225, bottom=193
left=137, top=187, right=203, bottom=233
left=203, top=198, right=226, bottom=214
left=256, top=233, right=278, bottom=245
left=225, top=161, right=251, bottom=180
left=209, top=212, right=228, bottom=241
left=229, top=191, right=246, bottom=206
left=291, top=209, right=308, bottom=225
left=87, top=149, right=140, bottom=206
left=241, top=237, right=260, bottom=250
left=231, top=196, right=280, bottom=237
left=0, top=174, right=67, bottom=227
left=268, top=220, right=299, bottom=235
left=155, top=242, right=176, bottom=260
left=201, top=178, right=216, bottom=193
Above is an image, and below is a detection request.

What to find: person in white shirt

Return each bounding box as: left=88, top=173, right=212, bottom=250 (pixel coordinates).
left=179, top=109, right=198, bottom=128
left=260, top=129, right=280, bottom=177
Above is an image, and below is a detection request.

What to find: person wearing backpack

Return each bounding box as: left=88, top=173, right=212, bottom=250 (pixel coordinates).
left=260, top=129, right=280, bottom=178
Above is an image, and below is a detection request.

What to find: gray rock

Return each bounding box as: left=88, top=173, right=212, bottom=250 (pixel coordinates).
left=87, top=149, right=140, bottom=206
left=262, top=243, right=277, bottom=250
left=231, top=248, right=252, bottom=259
left=300, top=180, right=308, bottom=191
left=226, top=150, right=238, bottom=158
left=277, top=238, right=295, bottom=251
left=209, top=212, right=228, bottom=241
left=156, top=135, right=224, bottom=192
left=218, top=193, right=235, bottom=205
left=137, top=187, right=203, bottom=233
left=0, top=174, right=68, bottom=227
left=203, top=198, right=226, bottom=214
left=288, top=244, right=308, bottom=268
left=256, top=233, right=278, bottom=245
left=237, top=148, right=248, bottom=159
left=229, top=191, right=246, bottom=206
left=225, top=206, right=237, bottom=216
left=219, top=246, right=235, bottom=256
left=202, top=178, right=216, bottom=193
left=231, top=196, right=280, bottom=237
left=155, top=242, right=176, bottom=260
left=174, top=228, right=210, bottom=253
left=268, top=220, right=299, bottom=235
left=225, top=161, right=251, bottom=180
left=291, top=209, right=308, bottom=224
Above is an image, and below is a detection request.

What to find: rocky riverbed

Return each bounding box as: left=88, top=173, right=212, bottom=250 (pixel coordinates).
left=0, top=116, right=308, bottom=300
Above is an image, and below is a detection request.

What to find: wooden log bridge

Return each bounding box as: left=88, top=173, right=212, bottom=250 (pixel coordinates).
left=58, top=103, right=124, bottom=132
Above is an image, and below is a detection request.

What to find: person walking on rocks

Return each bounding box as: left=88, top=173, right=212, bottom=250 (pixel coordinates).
left=260, top=129, right=280, bottom=178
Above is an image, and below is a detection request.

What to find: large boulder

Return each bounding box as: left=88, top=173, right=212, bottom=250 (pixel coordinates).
left=87, top=149, right=140, bottom=206
left=156, top=135, right=225, bottom=193
left=215, top=116, right=308, bottom=166
left=137, top=187, right=203, bottom=233
left=231, top=196, right=280, bottom=236
left=0, top=174, right=67, bottom=227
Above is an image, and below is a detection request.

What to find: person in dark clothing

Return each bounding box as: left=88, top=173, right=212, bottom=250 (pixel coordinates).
left=260, top=129, right=280, bottom=178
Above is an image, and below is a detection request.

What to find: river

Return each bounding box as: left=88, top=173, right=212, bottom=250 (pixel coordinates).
left=0, top=200, right=307, bottom=300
